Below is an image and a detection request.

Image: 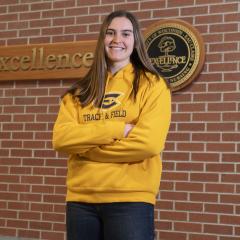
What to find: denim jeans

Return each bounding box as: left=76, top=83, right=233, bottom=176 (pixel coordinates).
left=66, top=202, right=155, bottom=240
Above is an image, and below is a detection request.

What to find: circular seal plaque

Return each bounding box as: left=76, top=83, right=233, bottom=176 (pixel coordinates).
left=144, top=19, right=205, bottom=92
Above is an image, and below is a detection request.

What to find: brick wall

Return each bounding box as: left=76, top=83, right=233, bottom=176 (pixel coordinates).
left=0, top=0, right=239, bottom=239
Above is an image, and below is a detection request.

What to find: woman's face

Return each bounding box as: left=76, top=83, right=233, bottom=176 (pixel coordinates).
left=104, top=17, right=135, bottom=67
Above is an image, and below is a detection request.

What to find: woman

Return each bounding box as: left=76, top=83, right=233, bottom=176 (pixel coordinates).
left=53, top=10, right=171, bottom=240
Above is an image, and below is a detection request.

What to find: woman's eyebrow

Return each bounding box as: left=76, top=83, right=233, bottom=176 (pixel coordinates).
left=107, top=28, right=133, bottom=32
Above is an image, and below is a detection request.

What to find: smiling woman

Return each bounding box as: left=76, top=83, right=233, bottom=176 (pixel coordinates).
left=52, top=10, right=171, bottom=240
left=104, top=17, right=134, bottom=74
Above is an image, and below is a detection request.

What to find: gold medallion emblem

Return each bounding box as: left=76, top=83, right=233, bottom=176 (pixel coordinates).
left=144, top=19, right=205, bottom=92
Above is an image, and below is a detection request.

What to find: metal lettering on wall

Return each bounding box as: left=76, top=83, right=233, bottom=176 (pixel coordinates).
left=0, top=41, right=96, bottom=81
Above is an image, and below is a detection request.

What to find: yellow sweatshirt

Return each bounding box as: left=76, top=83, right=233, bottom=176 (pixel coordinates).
left=52, top=63, right=171, bottom=205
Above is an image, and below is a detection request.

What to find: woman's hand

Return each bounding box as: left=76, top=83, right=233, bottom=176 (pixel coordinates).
left=124, top=123, right=134, bottom=137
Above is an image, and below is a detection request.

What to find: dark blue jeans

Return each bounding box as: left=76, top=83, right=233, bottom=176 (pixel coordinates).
left=66, top=202, right=155, bottom=240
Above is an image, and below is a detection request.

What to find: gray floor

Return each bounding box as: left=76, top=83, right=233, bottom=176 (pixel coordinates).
left=0, top=237, right=36, bottom=240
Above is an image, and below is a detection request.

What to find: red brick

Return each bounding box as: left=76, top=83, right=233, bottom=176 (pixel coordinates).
left=220, top=215, right=240, bottom=225
left=8, top=4, right=29, bottom=12
left=89, top=5, right=113, bottom=14
left=18, top=229, right=40, bottom=239
left=64, top=25, right=87, bottom=34
left=162, top=152, right=190, bottom=161
left=0, top=30, right=17, bottom=38
left=206, top=183, right=234, bottom=193
left=223, top=112, right=240, bottom=121
left=42, top=27, right=63, bottom=35
left=175, top=222, right=202, bottom=232
left=53, top=17, right=75, bottom=26
left=210, top=23, right=238, bottom=33
left=176, top=182, right=203, bottom=191
left=224, top=32, right=240, bottom=42
left=0, top=13, right=18, bottom=21
left=204, top=224, right=233, bottom=235
left=190, top=193, right=218, bottom=202
left=43, top=194, right=65, bottom=203
left=9, top=166, right=28, bottom=175
left=178, top=103, right=205, bottom=112
left=31, top=203, right=53, bottom=212
left=19, top=28, right=40, bottom=37
left=53, top=35, right=75, bottom=42
left=118, top=1, right=140, bottom=9
left=205, top=203, right=234, bottom=214
left=7, top=219, right=28, bottom=228
left=171, top=113, right=191, bottom=122
left=42, top=9, right=64, bottom=18
left=206, top=163, right=235, bottom=172
left=153, top=8, right=179, bottom=18
left=190, top=173, right=219, bottom=182
left=45, top=176, right=66, bottom=185
left=19, top=193, right=42, bottom=203
left=206, top=53, right=222, bottom=62
left=53, top=0, right=75, bottom=8
left=30, top=221, right=52, bottom=230
left=196, top=0, right=221, bottom=3
left=77, top=0, right=99, bottom=5
left=8, top=202, right=29, bottom=210
left=161, top=191, right=188, bottom=201
left=20, top=12, right=41, bottom=20
left=0, top=227, right=16, bottom=236
left=177, top=143, right=204, bottom=151
left=175, top=202, right=203, bottom=212
left=196, top=73, right=223, bottom=82
left=2, top=140, right=22, bottom=148
left=224, top=52, right=240, bottom=61
left=160, top=231, right=186, bottom=240
left=222, top=133, right=240, bottom=142
left=210, top=3, right=239, bottom=13
left=30, top=2, right=52, bottom=11
left=221, top=174, right=240, bottom=184
left=167, top=0, right=194, bottom=7
left=30, top=19, right=51, bottom=28
left=189, top=234, right=217, bottom=240
left=140, top=0, right=165, bottom=9
left=162, top=172, right=188, bottom=181
left=192, top=133, right=220, bottom=142
left=41, top=231, right=64, bottom=240
left=190, top=213, right=218, bottom=223
left=181, top=6, right=207, bottom=15
left=210, top=42, right=238, bottom=52
left=0, top=209, right=17, bottom=219
left=220, top=195, right=240, bottom=204
left=208, top=102, right=236, bottom=111
left=209, top=62, right=237, bottom=72
left=196, top=14, right=223, bottom=24
left=0, top=192, right=18, bottom=201
left=222, top=154, right=240, bottom=162
left=194, top=93, right=221, bottom=102
left=207, top=123, right=235, bottom=132
left=178, top=123, right=205, bottom=131
left=207, top=143, right=235, bottom=152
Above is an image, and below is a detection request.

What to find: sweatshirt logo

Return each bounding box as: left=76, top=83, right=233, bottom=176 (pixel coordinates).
left=101, top=92, right=123, bottom=109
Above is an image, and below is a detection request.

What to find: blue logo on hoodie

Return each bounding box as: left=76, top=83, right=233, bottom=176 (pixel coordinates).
left=101, top=92, right=123, bottom=109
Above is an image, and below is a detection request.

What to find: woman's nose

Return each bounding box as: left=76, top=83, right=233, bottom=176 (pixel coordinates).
left=112, top=33, right=121, bottom=42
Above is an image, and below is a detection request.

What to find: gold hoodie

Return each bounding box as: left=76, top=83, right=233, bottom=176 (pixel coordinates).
left=52, top=63, right=171, bottom=204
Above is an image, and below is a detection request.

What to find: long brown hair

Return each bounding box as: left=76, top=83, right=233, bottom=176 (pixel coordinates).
left=66, top=10, right=166, bottom=107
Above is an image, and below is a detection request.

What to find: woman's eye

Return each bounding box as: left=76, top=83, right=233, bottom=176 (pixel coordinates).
left=106, top=30, right=114, bottom=36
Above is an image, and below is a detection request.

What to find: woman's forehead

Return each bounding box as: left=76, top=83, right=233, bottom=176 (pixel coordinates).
left=108, top=17, right=133, bottom=30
